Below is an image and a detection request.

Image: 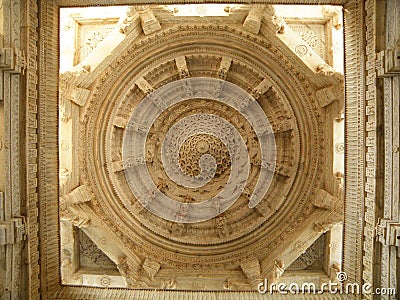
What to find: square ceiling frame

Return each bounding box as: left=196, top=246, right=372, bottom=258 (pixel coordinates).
left=35, top=0, right=365, bottom=299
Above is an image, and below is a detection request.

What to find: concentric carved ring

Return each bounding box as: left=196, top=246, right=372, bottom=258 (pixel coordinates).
left=122, top=78, right=276, bottom=223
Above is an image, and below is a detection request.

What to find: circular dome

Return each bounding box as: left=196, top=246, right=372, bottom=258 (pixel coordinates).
left=80, top=26, right=322, bottom=268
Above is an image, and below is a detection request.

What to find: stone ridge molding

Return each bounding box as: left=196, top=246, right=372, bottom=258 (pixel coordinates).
left=0, top=0, right=369, bottom=299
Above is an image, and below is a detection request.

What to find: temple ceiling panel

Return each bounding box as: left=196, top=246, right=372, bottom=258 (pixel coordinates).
left=58, top=4, right=344, bottom=291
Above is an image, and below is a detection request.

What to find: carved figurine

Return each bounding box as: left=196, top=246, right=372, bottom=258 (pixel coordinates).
left=271, top=260, right=284, bottom=283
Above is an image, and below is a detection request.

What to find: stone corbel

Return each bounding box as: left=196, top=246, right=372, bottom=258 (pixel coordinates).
left=217, top=56, right=232, bottom=80
left=251, top=79, right=272, bottom=100
left=0, top=47, right=26, bottom=74
left=175, top=56, right=193, bottom=97
left=240, top=258, right=262, bottom=289
left=316, top=63, right=342, bottom=79
left=114, top=115, right=128, bottom=129
left=111, top=160, right=124, bottom=173
left=59, top=65, right=91, bottom=121
left=124, top=256, right=167, bottom=289
left=60, top=185, right=93, bottom=228
left=69, top=87, right=90, bottom=106
left=142, top=258, right=161, bottom=280
left=215, top=215, right=231, bottom=238
left=243, top=6, right=265, bottom=34
left=313, top=188, right=343, bottom=232
left=136, top=6, right=161, bottom=35
left=175, top=56, right=190, bottom=79
left=316, top=83, right=344, bottom=108
left=63, top=185, right=93, bottom=204
left=376, top=49, right=400, bottom=77
left=136, top=76, right=154, bottom=94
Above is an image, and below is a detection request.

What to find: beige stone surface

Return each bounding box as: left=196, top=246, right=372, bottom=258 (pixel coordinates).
left=0, top=0, right=398, bottom=299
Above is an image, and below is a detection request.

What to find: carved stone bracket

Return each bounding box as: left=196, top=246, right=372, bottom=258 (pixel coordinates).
left=60, top=185, right=94, bottom=228
left=142, top=258, right=161, bottom=280
left=313, top=188, right=343, bottom=232
left=240, top=258, right=262, bottom=289
left=251, top=78, right=272, bottom=100
left=264, top=6, right=286, bottom=34
left=114, top=115, right=128, bottom=129
left=136, top=76, right=154, bottom=94
left=111, top=160, right=124, bottom=173
left=137, top=6, right=161, bottom=35
left=316, top=83, right=344, bottom=108
left=243, top=6, right=265, bottom=34
left=175, top=56, right=189, bottom=79
left=322, top=5, right=343, bottom=30
left=0, top=48, right=26, bottom=74
left=69, top=87, right=90, bottom=106
left=62, top=185, right=93, bottom=205
left=217, top=56, right=232, bottom=80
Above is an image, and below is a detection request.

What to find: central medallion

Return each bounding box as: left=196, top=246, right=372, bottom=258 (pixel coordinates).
left=122, top=78, right=276, bottom=223
left=195, top=139, right=209, bottom=154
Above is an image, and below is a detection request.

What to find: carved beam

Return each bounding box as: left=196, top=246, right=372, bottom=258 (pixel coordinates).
left=261, top=8, right=340, bottom=81
left=261, top=232, right=321, bottom=281
left=136, top=6, right=161, bottom=35
left=243, top=6, right=265, bottom=34
left=111, top=160, right=124, bottom=173
left=60, top=203, right=142, bottom=287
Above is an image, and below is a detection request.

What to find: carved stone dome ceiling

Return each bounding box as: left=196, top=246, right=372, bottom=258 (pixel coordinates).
left=68, top=8, right=343, bottom=288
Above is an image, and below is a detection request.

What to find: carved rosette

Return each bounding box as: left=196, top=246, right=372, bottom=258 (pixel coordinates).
left=123, top=78, right=276, bottom=227
left=79, top=25, right=323, bottom=274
